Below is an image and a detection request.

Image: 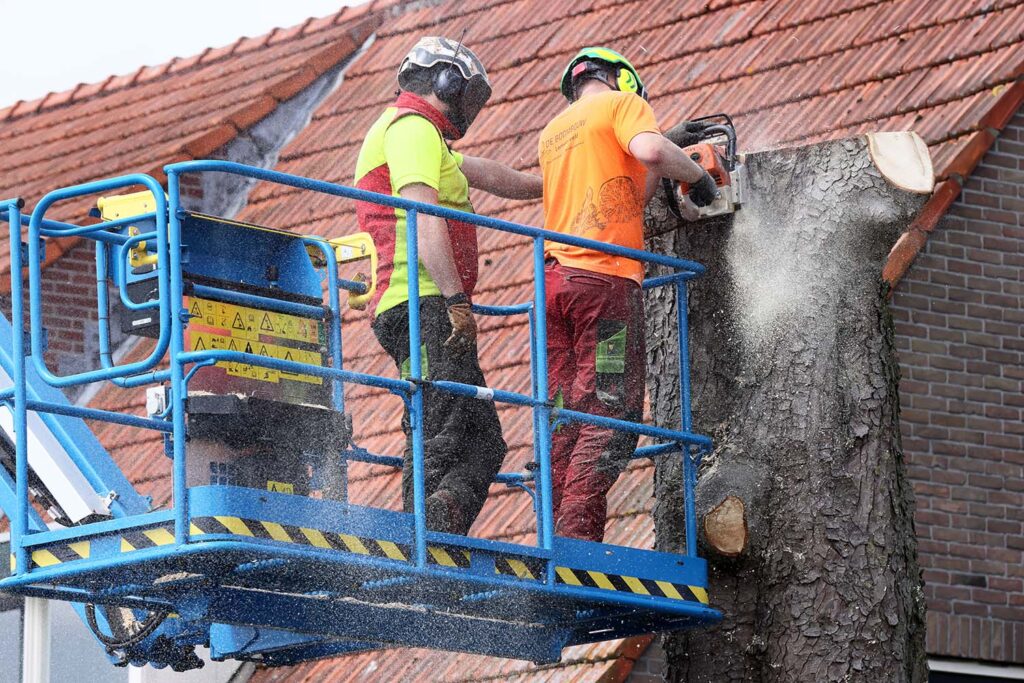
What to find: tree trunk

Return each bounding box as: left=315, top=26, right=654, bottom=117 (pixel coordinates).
left=645, top=134, right=931, bottom=682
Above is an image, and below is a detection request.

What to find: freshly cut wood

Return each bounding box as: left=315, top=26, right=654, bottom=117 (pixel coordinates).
left=866, top=131, right=934, bottom=194
left=703, top=495, right=747, bottom=557
left=645, top=132, right=931, bottom=682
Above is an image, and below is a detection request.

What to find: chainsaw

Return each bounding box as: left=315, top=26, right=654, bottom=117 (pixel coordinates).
left=664, top=113, right=745, bottom=219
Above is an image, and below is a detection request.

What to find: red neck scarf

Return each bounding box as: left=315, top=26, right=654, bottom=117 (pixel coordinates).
left=394, top=92, right=462, bottom=140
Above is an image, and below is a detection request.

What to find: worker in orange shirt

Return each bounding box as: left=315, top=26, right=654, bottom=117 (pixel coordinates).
left=538, top=47, right=717, bottom=542
left=355, top=37, right=541, bottom=535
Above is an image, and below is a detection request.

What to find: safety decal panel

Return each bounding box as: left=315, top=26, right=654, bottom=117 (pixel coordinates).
left=183, top=295, right=329, bottom=407
left=554, top=565, right=709, bottom=604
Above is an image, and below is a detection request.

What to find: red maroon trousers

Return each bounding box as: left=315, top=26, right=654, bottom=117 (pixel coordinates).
left=544, top=261, right=646, bottom=542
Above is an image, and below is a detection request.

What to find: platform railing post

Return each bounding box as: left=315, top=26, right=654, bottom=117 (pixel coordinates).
left=527, top=306, right=544, bottom=546
left=677, top=279, right=697, bottom=557
left=167, top=170, right=190, bottom=546
left=9, top=201, right=29, bottom=574
left=532, top=238, right=554, bottom=553
left=405, top=209, right=427, bottom=567
left=320, top=242, right=348, bottom=501
left=321, top=244, right=346, bottom=413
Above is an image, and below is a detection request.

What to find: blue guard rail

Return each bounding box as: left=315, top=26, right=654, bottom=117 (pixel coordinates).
left=0, top=160, right=719, bottom=669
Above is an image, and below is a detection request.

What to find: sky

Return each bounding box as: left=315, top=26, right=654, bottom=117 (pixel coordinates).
left=0, top=0, right=363, bottom=107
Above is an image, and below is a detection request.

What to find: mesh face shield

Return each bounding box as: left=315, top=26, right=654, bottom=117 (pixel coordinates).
left=398, top=36, right=493, bottom=136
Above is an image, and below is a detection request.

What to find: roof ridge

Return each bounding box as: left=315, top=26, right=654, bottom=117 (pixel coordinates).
left=0, top=10, right=386, bottom=291
left=0, top=29, right=353, bottom=151
left=0, top=4, right=374, bottom=124
left=3, top=14, right=385, bottom=191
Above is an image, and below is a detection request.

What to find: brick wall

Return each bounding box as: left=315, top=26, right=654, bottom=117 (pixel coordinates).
left=892, top=107, right=1024, bottom=663
left=36, top=240, right=107, bottom=380
left=626, top=636, right=666, bottom=683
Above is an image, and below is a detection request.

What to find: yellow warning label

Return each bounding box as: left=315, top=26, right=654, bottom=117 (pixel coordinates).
left=189, top=331, right=322, bottom=385
left=267, top=480, right=295, bottom=494
left=185, top=296, right=322, bottom=345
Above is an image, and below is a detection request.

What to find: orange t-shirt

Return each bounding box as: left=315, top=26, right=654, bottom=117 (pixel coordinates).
left=538, top=89, right=660, bottom=284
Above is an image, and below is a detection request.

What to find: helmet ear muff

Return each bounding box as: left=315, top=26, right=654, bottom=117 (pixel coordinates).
left=615, top=67, right=635, bottom=94
left=433, top=65, right=464, bottom=104
left=615, top=66, right=647, bottom=100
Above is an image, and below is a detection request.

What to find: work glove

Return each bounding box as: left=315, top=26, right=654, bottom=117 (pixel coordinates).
left=688, top=171, right=719, bottom=207
left=444, top=293, right=477, bottom=350
left=675, top=120, right=710, bottom=147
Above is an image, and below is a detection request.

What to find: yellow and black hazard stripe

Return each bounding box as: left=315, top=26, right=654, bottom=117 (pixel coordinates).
left=193, top=516, right=414, bottom=562
left=494, top=554, right=545, bottom=581
left=9, top=541, right=90, bottom=571
left=119, top=526, right=178, bottom=552
left=118, top=517, right=412, bottom=562
left=425, top=543, right=471, bottom=569
left=554, top=565, right=709, bottom=604
left=118, top=516, right=481, bottom=569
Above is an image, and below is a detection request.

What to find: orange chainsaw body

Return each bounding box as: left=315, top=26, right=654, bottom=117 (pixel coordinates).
left=677, top=143, right=732, bottom=194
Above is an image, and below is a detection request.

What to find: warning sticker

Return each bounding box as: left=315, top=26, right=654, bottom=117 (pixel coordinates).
left=267, top=480, right=295, bottom=494
left=189, top=331, right=323, bottom=385
left=185, top=296, right=322, bottom=345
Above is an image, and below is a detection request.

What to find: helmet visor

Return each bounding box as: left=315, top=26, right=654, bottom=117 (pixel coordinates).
left=453, top=74, right=491, bottom=134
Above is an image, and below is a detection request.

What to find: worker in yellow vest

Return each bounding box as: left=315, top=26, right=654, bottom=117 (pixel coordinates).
left=354, top=37, right=541, bottom=534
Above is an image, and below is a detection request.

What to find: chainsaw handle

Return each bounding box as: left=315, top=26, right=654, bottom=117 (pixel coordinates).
left=662, top=178, right=713, bottom=222
left=662, top=178, right=683, bottom=220
left=672, top=113, right=737, bottom=170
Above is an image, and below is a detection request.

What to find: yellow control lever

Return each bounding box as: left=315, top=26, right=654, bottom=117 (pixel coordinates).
left=96, top=190, right=161, bottom=268
left=330, top=232, right=377, bottom=310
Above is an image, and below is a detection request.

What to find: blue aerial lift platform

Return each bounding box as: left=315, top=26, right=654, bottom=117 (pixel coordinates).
left=0, top=161, right=719, bottom=671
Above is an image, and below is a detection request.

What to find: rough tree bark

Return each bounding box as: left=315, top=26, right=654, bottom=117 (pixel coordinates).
left=644, top=134, right=931, bottom=682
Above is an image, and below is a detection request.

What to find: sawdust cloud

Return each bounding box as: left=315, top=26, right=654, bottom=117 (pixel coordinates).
left=725, top=185, right=803, bottom=353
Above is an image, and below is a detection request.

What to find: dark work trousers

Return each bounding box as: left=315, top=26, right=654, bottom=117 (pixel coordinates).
left=545, top=261, right=646, bottom=542
left=372, top=296, right=507, bottom=536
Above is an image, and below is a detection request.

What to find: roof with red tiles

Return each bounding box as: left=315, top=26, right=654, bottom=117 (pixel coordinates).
left=2, top=0, right=1022, bottom=681
left=0, top=2, right=386, bottom=290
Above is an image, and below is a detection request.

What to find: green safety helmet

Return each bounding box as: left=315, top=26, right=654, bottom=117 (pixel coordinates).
left=559, top=47, right=647, bottom=102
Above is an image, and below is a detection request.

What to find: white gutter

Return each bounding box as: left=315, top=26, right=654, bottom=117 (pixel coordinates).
left=930, top=657, right=1024, bottom=679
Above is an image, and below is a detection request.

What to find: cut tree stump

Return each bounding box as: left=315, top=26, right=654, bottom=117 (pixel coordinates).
left=644, top=132, right=932, bottom=682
